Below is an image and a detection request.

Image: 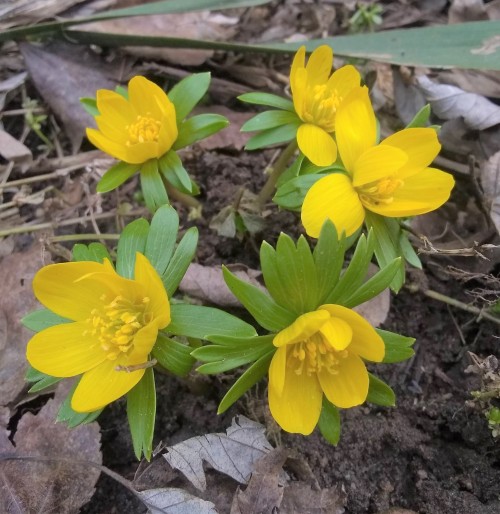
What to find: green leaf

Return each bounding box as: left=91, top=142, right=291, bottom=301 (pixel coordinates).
left=173, top=114, right=228, bottom=150
left=273, top=173, right=325, bottom=211
left=57, top=380, right=102, bottom=428
left=367, top=373, right=396, bottom=407
left=162, top=227, right=198, bottom=296
left=80, top=97, right=99, bottom=116
left=158, top=150, right=192, bottom=194
left=223, top=266, right=296, bottom=332
left=194, top=344, right=272, bottom=374
left=399, top=230, right=422, bottom=269
left=245, top=122, right=299, bottom=151
left=25, top=366, right=62, bottom=393
left=116, top=218, right=150, bottom=279
left=377, top=329, right=415, bottom=363
left=168, top=72, right=211, bottom=123
left=318, top=399, right=341, bottom=446
left=87, top=242, right=112, bottom=263
left=153, top=334, right=194, bottom=376
left=127, top=367, right=156, bottom=460
left=241, top=110, right=299, bottom=132
left=217, top=350, right=274, bottom=414
left=140, top=159, right=169, bottom=213
left=145, top=205, right=179, bottom=276
left=22, top=309, right=70, bottom=332
left=276, top=154, right=305, bottom=188
left=204, top=333, right=274, bottom=347
left=238, top=92, right=294, bottom=112
left=343, top=258, right=401, bottom=308
left=72, top=244, right=92, bottom=261
left=406, top=104, right=431, bottom=128
left=168, top=303, right=257, bottom=339
left=97, top=161, right=138, bottom=193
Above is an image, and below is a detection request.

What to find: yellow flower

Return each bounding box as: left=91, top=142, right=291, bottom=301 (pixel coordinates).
left=290, top=45, right=360, bottom=167
left=302, top=86, right=455, bottom=238
left=86, top=76, right=178, bottom=164
left=26, top=253, right=170, bottom=412
left=268, top=304, right=384, bottom=435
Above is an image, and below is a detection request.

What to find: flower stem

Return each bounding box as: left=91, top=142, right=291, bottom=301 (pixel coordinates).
left=163, top=181, right=202, bottom=219
left=257, top=140, right=298, bottom=210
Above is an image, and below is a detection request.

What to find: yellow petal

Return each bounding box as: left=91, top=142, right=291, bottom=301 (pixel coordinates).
left=320, top=317, right=353, bottom=351
left=26, top=322, right=106, bottom=377
left=125, top=142, right=161, bottom=164
left=336, top=86, right=377, bottom=172
left=290, top=46, right=306, bottom=91
left=86, top=128, right=130, bottom=162
left=318, top=352, right=368, bottom=408
left=301, top=173, right=365, bottom=238
left=366, top=167, right=455, bottom=217
left=326, top=65, right=361, bottom=99
left=95, top=115, right=128, bottom=144
left=268, top=364, right=322, bottom=434
left=292, top=67, right=307, bottom=119
left=128, top=76, right=172, bottom=119
left=126, top=321, right=160, bottom=363
left=268, top=346, right=287, bottom=396
left=297, top=123, right=337, bottom=166
left=319, top=304, right=385, bottom=362
left=71, top=358, right=145, bottom=412
left=96, top=89, right=136, bottom=126
left=352, top=145, right=408, bottom=187
left=381, top=128, right=441, bottom=179
left=305, top=45, right=333, bottom=87
left=134, top=253, right=170, bottom=328
left=273, top=310, right=330, bottom=347
left=158, top=110, right=178, bottom=155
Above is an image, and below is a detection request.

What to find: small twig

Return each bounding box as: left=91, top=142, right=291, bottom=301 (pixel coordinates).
left=0, top=186, right=54, bottom=211
left=46, top=233, right=120, bottom=243
left=418, top=237, right=498, bottom=260
left=0, top=166, right=82, bottom=191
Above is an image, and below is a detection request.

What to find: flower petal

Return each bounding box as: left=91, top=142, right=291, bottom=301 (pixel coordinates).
left=336, top=86, right=377, bottom=171
left=96, top=89, right=136, bottom=126
left=126, top=320, right=160, bottom=362
left=292, top=67, right=307, bottom=119
left=274, top=310, right=330, bottom=347
left=269, top=346, right=287, bottom=396
left=326, top=65, right=361, bottom=100
left=366, top=167, right=455, bottom=217
left=301, top=173, right=365, bottom=238
left=71, top=358, right=145, bottom=412
left=318, top=352, right=368, bottom=408
left=297, top=123, right=337, bottom=166
left=290, top=46, right=306, bottom=91
left=352, top=145, right=408, bottom=187
left=125, top=142, right=161, bottom=164
left=305, top=45, right=333, bottom=87
left=320, top=317, right=353, bottom=351
left=319, top=304, right=385, bottom=362
left=268, top=364, right=322, bottom=434
left=381, top=128, right=441, bottom=179
left=26, top=322, right=106, bottom=377
left=95, top=115, right=128, bottom=144
left=128, top=76, right=172, bottom=119
left=158, top=110, right=178, bottom=155
left=86, top=128, right=129, bottom=162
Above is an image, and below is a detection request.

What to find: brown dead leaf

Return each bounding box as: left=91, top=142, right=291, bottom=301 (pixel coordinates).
left=437, top=69, right=500, bottom=100
left=280, top=482, right=346, bottom=514
left=481, top=150, right=500, bottom=235
left=0, top=383, right=102, bottom=513
left=392, top=68, right=427, bottom=126
left=353, top=264, right=390, bottom=328
left=448, top=0, right=489, bottom=23
left=0, top=130, right=32, bottom=166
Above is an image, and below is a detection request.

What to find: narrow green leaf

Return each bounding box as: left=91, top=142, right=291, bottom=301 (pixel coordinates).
left=204, top=334, right=274, bottom=347
left=399, top=231, right=422, bottom=269
left=26, top=366, right=62, bottom=393
left=168, top=72, right=211, bottom=123
left=223, top=266, right=296, bottom=332
left=145, top=205, right=179, bottom=276
left=406, top=104, right=431, bottom=128
left=318, top=399, right=341, bottom=446
left=162, top=227, right=198, bottom=296
left=168, top=303, right=257, bottom=339
left=173, top=114, right=228, bottom=150
left=377, top=329, right=415, bottom=363
left=158, top=150, right=192, bottom=193
left=217, top=350, right=274, bottom=414
left=22, top=309, right=70, bottom=332
left=57, top=380, right=102, bottom=428
left=127, top=367, right=156, bottom=460
left=367, top=373, right=396, bottom=407
left=72, top=244, right=92, bottom=262
left=245, top=122, right=299, bottom=150
left=241, top=110, right=299, bottom=132
left=140, top=159, right=169, bottom=213
left=87, top=242, right=112, bottom=263
left=80, top=97, right=99, bottom=116
left=276, top=154, right=305, bottom=188
left=194, top=344, right=271, bottom=374
left=153, top=334, right=194, bottom=376
left=97, top=161, right=138, bottom=193
left=273, top=173, right=325, bottom=211
left=116, top=218, right=150, bottom=279
left=238, top=92, right=294, bottom=112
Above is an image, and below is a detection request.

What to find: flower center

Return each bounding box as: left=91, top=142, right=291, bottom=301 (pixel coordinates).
left=357, top=177, right=404, bottom=207
left=289, top=333, right=348, bottom=376
left=301, top=84, right=340, bottom=132
left=126, top=115, right=161, bottom=145
left=84, top=294, right=152, bottom=360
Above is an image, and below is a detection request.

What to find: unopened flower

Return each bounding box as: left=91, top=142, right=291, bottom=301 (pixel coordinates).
left=290, top=45, right=360, bottom=166
left=27, top=253, right=170, bottom=412
left=268, top=304, right=384, bottom=434
left=302, top=86, right=455, bottom=237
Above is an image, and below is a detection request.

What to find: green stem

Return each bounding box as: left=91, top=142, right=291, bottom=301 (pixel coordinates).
left=257, top=140, right=297, bottom=209
left=164, top=181, right=201, bottom=209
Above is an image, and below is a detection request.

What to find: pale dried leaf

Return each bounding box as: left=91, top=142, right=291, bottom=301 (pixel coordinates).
left=279, top=483, right=346, bottom=514
left=392, top=68, right=427, bottom=126
left=438, top=69, right=500, bottom=99
left=163, top=416, right=272, bottom=491
left=0, top=72, right=27, bottom=110
left=448, top=0, right=488, bottom=23
left=0, top=130, right=32, bottom=164
left=353, top=264, right=390, bottom=328
left=415, top=75, right=500, bottom=130
left=139, top=487, right=217, bottom=514
left=481, top=150, right=500, bottom=235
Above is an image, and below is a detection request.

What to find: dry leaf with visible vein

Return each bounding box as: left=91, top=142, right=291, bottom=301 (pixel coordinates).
left=138, top=487, right=217, bottom=514
left=481, top=150, right=500, bottom=235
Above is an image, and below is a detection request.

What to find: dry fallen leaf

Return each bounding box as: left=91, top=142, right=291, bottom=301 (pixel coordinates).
left=353, top=264, right=390, bottom=328
left=481, top=150, right=500, bottom=235
left=0, top=71, right=27, bottom=110
left=138, top=487, right=218, bottom=514
left=280, top=482, right=346, bottom=514
left=0, top=130, right=32, bottom=168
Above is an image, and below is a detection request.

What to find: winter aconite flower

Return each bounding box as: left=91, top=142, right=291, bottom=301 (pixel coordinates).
left=290, top=45, right=360, bottom=166
left=302, top=86, right=455, bottom=237
left=268, top=304, right=384, bottom=434
left=87, top=76, right=178, bottom=165
left=26, top=253, right=170, bottom=412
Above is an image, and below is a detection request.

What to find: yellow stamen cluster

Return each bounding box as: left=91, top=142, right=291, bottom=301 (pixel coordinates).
left=126, top=115, right=161, bottom=145
left=358, top=177, right=405, bottom=207
left=85, top=294, right=151, bottom=360
left=289, top=333, right=348, bottom=376
left=301, top=85, right=340, bottom=132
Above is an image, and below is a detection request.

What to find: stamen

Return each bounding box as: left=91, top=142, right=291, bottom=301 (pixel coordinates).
left=126, top=116, right=161, bottom=146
